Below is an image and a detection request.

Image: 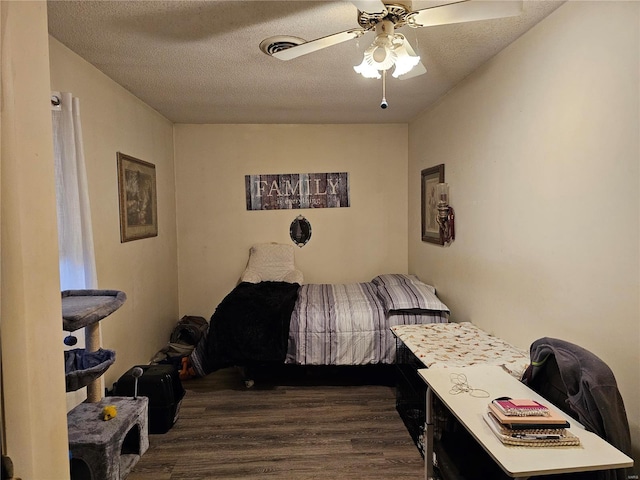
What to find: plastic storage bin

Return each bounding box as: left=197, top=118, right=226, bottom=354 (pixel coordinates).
left=112, top=364, right=185, bottom=434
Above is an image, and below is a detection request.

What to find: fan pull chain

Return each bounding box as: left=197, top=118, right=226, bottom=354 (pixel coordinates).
left=380, top=69, right=388, bottom=109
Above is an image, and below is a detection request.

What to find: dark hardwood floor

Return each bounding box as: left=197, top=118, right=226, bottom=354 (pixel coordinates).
left=127, top=365, right=424, bottom=479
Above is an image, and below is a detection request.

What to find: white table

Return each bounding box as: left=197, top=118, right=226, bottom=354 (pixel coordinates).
left=418, top=365, right=633, bottom=480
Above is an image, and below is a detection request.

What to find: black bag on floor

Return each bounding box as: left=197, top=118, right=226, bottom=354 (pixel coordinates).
left=112, top=364, right=185, bottom=434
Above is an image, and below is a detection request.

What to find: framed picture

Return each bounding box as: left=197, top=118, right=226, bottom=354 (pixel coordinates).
left=421, top=164, right=445, bottom=245
left=117, top=152, right=158, bottom=242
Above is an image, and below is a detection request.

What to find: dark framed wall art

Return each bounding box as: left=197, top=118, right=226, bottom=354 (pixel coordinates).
left=117, top=152, right=158, bottom=242
left=421, top=164, right=445, bottom=245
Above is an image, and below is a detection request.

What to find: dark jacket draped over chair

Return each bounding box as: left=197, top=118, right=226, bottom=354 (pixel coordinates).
left=523, top=337, right=632, bottom=480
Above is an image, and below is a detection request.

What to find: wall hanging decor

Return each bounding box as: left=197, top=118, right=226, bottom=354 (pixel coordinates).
left=290, top=215, right=312, bottom=247
left=245, top=172, right=349, bottom=210
left=435, top=182, right=455, bottom=245
left=117, top=152, right=157, bottom=242
left=421, top=164, right=445, bottom=245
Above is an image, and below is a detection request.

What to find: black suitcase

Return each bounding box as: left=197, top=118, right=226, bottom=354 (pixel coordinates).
left=112, top=364, right=185, bottom=433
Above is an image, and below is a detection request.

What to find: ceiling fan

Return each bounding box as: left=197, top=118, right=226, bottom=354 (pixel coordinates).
left=260, top=0, right=523, bottom=107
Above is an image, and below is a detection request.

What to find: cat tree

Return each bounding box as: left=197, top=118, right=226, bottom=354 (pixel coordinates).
left=63, top=290, right=149, bottom=480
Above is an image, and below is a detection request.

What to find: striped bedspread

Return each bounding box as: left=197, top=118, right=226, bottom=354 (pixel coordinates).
left=286, top=282, right=448, bottom=365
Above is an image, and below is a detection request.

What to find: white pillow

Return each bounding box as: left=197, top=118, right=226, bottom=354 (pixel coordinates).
left=240, top=243, right=303, bottom=284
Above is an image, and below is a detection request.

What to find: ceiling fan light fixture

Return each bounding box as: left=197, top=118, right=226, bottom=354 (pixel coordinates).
left=367, top=42, right=396, bottom=70
left=372, top=45, right=388, bottom=63
left=257, top=0, right=523, bottom=109
left=391, top=41, right=421, bottom=78
left=354, top=32, right=419, bottom=79
left=353, top=58, right=381, bottom=79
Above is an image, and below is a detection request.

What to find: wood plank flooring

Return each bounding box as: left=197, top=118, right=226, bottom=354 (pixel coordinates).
left=127, top=365, right=424, bottom=480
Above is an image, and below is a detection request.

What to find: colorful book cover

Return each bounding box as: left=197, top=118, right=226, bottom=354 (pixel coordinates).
left=487, top=402, right=570, bottom=429
left=492, top=398, right=549, bottom=416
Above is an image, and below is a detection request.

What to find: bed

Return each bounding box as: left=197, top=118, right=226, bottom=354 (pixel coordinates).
left=189, top=273, right=450, bottom=377
left=287, top=275, right=449, bottom=366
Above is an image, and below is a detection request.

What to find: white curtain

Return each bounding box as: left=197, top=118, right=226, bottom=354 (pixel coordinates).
left=52, top=92, right=98, bottom=409
left=51, top=92, right=97, bottom=290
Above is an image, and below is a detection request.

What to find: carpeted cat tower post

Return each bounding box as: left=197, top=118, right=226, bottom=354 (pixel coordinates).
left=63, top=290, right=149, bottom=480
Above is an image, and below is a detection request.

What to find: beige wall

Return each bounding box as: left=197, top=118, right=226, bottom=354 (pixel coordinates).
left=48, top=37, right=179, bottom=388
left=174, top=124, right=409, bottom=317
left=0, top=2, right=69, bottom=478
left=408, top=0, right=640, bottom=462
left=6, top=1, right=637, bottom=476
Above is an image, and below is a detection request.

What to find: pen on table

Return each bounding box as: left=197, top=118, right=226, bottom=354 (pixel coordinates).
left=512, top=433, right=562, bottom=440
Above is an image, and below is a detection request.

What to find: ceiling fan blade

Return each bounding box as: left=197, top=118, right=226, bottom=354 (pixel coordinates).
left=410, top=0, right=523, bottom=28
left=350, top=0, right=387, bottom=14
left=272, top=29, right=365, bottom=61
left=398, top=39, right=427, bottom=80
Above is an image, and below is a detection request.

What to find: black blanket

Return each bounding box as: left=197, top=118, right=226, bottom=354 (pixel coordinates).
left=191, top=281, right=300, bottom=376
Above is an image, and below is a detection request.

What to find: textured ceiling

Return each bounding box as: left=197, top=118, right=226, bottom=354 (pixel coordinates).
left=47, top=0, right=564, bottom=124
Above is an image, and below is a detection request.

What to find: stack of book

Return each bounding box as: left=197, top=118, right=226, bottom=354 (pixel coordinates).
left=484, top=398, right=580, bottom=447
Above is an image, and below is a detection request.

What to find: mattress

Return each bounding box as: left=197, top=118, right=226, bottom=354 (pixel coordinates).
left=391, top=322, right=530, bottom=379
